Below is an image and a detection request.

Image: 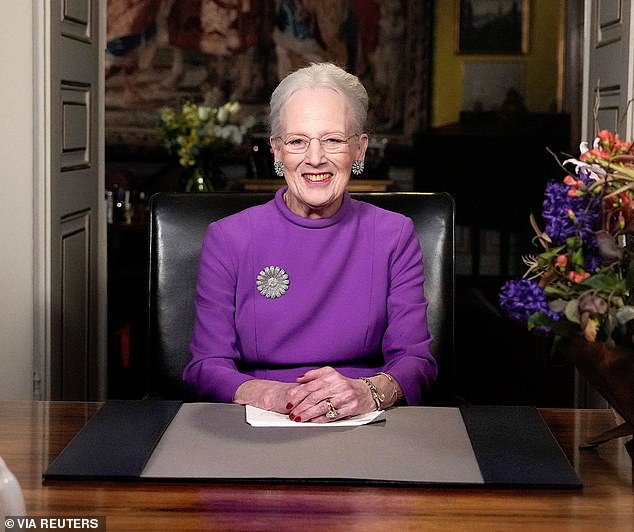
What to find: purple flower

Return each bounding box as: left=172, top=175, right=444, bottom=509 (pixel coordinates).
left=499, top=279, right=560, bottom=324
left=542, top=171, right=603, bottom=271
left=542, top=178, right=601, bottom=246
left=584, top=252, right=602, bottom=273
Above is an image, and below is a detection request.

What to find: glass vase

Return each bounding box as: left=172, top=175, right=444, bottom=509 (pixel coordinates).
left=184, top=164, right=214, bottom=193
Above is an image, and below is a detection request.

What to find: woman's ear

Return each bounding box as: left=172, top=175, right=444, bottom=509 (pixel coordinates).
left=270, top=136, right=282, bottom=161
left=357, top=133, right=369, bottom=161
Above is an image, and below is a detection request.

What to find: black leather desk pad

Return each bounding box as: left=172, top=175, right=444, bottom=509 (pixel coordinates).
left=43, top=401, right=581, bottom=488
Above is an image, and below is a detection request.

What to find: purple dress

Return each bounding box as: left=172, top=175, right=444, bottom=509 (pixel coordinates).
left=183, top=187, right=437, bottom=404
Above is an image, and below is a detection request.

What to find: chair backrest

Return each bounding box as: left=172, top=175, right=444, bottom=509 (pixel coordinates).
left=148, top=192, right=455, bottom=403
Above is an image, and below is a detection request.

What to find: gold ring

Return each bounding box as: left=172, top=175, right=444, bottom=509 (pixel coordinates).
left=325, top=399, right=339, bottom=419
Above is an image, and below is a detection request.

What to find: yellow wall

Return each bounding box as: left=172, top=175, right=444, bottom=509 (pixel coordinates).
left=432, top=0, right=563, bottom=127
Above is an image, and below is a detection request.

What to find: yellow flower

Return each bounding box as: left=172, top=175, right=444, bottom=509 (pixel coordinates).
left=583, top=318, right=599, bottom=342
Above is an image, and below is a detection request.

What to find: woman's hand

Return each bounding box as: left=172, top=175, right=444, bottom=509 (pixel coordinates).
left=233, top=379, right=298, bottom=413
left=286, top=367, right=375, bottom=423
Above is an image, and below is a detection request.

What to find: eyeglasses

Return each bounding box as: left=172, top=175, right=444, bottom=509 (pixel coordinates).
left=275, top=133, right=359, bottom=154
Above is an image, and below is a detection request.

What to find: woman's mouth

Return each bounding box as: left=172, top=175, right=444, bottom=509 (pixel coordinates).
left=302, top=173, right=333, bottom=183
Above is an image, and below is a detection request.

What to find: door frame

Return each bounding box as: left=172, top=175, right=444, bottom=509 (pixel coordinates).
left=32, top=0, right=107, bottom=400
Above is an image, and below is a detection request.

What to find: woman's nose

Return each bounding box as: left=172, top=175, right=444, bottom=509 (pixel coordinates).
left=304, top=138, right=326, bottom=163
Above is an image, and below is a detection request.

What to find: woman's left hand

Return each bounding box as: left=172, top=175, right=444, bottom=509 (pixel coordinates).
left=286, top=366, right=375, bottom=423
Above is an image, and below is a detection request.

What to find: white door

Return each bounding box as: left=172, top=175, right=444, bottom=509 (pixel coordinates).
left=35, top=1, right=106, bottom=400
left=579, top=0, right=633, bottom=407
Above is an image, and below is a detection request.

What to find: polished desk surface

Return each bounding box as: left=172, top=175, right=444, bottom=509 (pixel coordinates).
left=1, top=401, right=632, bottom=531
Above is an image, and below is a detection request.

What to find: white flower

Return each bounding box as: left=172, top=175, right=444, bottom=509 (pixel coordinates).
left=562, top=157, right=606, bottom=180
left=217, top=106, right=229, bottom=123
left=198, top=106, right=211, bottom=121
left=227, top=102, right=241, bottom=114
left=579, top=141, right=590, bottom=154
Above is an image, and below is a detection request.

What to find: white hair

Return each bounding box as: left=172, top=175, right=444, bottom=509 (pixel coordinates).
left=269, top=63, right=369, bottom=137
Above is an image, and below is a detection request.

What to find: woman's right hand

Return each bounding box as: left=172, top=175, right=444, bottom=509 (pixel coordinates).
left=233, top=379, right=298, bottom=413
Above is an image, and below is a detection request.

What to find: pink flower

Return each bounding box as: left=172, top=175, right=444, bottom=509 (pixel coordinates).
left=597, top=129, right=614, bottom=146
left=614, top=140, right=632, bottom=154
left=567, top=271, right=590, bottom=284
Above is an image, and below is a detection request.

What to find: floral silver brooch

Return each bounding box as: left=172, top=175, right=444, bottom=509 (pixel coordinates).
left=256, top=266, right=289, bottom=299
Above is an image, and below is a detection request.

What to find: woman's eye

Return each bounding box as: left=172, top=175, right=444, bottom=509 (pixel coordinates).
left=288, top=138, right=306, bottom=146
left=324, top=137, right=344, bottom=145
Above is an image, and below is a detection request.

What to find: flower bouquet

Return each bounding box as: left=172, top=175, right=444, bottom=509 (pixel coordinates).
left=157, top=101, right=254, bottom=192
left=499, top=130, right=634, bottom=449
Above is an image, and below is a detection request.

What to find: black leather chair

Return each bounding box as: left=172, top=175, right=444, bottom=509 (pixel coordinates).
left=148, top=192, right=455, bottom=403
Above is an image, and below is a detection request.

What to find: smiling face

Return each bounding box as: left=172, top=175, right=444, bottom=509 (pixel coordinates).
left=271, top=87, right=368, bottom=219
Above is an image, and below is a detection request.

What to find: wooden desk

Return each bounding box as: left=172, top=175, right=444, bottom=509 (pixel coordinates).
left=1, top=401, right=632, bottom=530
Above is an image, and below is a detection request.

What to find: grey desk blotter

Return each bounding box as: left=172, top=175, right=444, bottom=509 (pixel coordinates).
left=142, top=403, right=483, bottom=484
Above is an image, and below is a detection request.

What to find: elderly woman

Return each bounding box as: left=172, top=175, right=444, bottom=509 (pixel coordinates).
left=183, top=62, right=437, bottom=422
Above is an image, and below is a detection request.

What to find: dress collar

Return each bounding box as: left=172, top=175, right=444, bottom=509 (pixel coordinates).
left=274, top=186, right=351, bottom=228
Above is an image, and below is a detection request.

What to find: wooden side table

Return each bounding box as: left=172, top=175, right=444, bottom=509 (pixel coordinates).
left=242, top=179, right=393, bottom=193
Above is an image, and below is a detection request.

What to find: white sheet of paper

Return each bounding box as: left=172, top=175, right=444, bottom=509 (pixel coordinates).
left=245, top=405, right=385, bottom=427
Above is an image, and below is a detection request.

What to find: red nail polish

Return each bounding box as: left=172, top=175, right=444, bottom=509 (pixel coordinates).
left=294, top=416, right=302, bottom=422
left=286, top=402, right=293, bottom=409
left=289, top=413, right=295, bottom=420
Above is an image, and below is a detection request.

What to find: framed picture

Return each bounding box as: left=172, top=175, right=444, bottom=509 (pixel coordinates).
left=463, top=61, right=524, bottom=111
left=457, top=0, right=529, bottom=54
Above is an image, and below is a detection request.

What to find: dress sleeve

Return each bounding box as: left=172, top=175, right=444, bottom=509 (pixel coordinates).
left=380, top=218, right=438, bottom=404
left=183, top=222, right=253, bottom=402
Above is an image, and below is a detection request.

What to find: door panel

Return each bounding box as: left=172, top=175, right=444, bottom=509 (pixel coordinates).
left=60, top=212, right=91, bottom=400
left=48, top=0, right=104, bottom=400
left=583, top=0, right=633, bottom=140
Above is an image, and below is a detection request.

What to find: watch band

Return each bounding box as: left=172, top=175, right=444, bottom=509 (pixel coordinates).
left=360, top=377, right=384, bottom=410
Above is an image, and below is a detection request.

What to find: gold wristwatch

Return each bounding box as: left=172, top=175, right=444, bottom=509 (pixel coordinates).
left=360, top=377, right=385, bottom=410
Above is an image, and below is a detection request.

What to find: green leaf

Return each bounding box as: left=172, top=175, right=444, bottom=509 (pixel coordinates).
left=527, top=312, right=579, bottom=337
left=564, top=299, right=581, bottom=323
left=537, top=246, right=566, bottom=263
left=566, top=236, right=583, bottom=250
left=581, top=273, right=626, bottom=292
left=548, top=298, right=568, bottom=313
left=570, top=248, right=585, bottom=269
left=543, top=282, right=576, bottom=298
